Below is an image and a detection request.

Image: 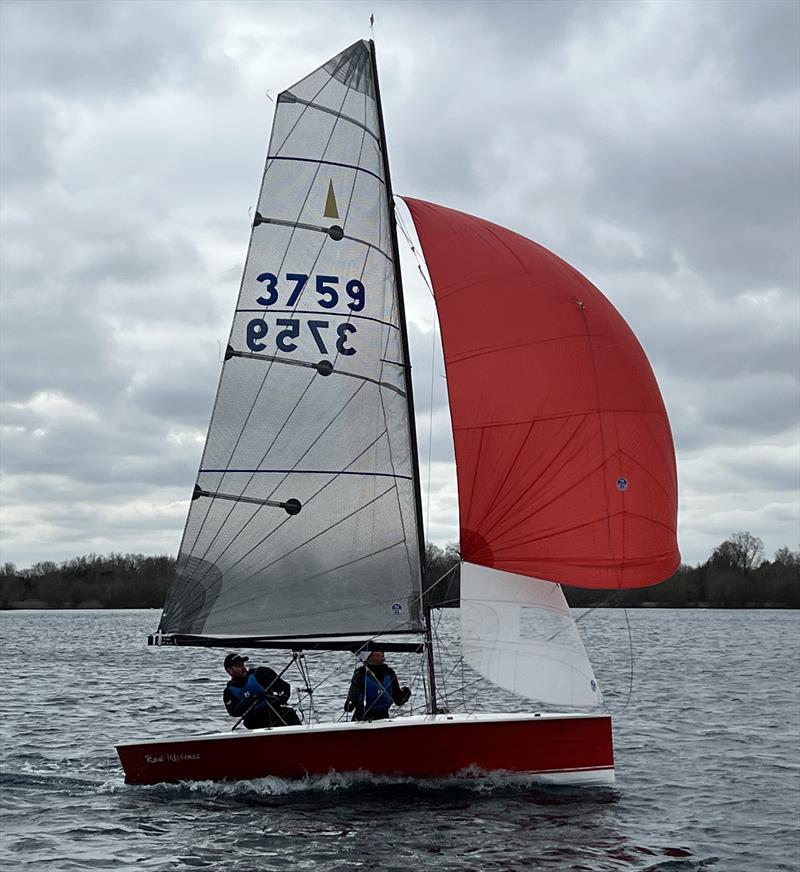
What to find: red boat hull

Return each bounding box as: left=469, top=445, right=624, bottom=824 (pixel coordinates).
left=116, top=713, right=614, bottom=786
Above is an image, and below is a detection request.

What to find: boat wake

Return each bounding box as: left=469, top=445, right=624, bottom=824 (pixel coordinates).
left=0, top=769, right=110, bottom=792
left=115, top=767, right=620, bottom=800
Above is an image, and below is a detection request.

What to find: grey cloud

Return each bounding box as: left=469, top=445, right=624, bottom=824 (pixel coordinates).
left=618, top=281, right=799, bottom=385
left=1, top=0, right=235, bottom=101
left=387, top=0, right=799, bottom=302
left=128, top=356, right=221, bottom=427
left=0, top=95, right=63, bottom=190
left=0, top=295, right=126, bottom=407
left=1, top=0, right=797, bottom=569
left=585, top=113, right=798, bottom=296
left=720, top=455, right=800, bottom=493
left=1, top=411, right=195, bottom=486
left=721, top=0, right=800, bottom=97
left=0, top=203, right=210, bottom=410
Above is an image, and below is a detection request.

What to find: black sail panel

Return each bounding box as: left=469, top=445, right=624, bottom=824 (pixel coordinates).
left=160, top=41, right=424, bottom=640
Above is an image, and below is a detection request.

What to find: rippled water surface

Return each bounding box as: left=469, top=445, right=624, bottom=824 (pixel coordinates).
left=1, top=608, right=798, bottom=871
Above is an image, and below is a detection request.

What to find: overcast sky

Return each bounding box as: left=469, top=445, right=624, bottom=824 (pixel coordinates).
left=1, top=0, right=798, bottom=571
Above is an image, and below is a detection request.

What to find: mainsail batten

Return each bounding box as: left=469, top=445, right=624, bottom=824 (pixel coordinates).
left=404, top=198, right=680, bottom=591
left=252, top=214, right=393, bottom=260
left=276, top=95, right=381, bottom=143
left=160, top=41, right=425, bottom=643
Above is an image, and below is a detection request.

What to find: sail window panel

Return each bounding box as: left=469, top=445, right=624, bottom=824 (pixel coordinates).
left=267, top=113, right=382, bottom=182
left=460, top=562, right=601, bottom=710
left=196, top=356, right=314, bottom=471
left=282, top=44, right=377, bottom=117
left=175, top=477, right=423, bottom=638
left=161, top=555, right=223, bottom=636
left=192, top=480, right=422, bottom=637
left=201, top=370, right=408, bottom=477
left=279, top=44, right=378, bottom=129
left=322, top=41, right=375, bottom=99
left=256, top=164, right=387, bottom=247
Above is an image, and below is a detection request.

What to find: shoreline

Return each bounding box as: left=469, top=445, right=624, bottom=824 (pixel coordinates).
left=2, top=602, right=797, bottom=611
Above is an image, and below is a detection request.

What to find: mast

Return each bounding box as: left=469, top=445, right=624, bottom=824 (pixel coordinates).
left=369, top=40, right=438, bottom=712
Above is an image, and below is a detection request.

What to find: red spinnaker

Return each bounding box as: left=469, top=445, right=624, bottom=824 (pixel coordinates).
left=404, top=198, right=679, bottom=589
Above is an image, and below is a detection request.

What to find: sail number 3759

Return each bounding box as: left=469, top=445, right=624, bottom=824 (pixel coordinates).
left=246, top=272, right=365, bottom=356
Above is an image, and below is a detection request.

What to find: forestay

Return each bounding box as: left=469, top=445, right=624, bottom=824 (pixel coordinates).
left=160, top=41, right=424, bottom=642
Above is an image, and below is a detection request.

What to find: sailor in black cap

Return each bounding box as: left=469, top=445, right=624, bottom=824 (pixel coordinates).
left=223, top=653, right=301, bottom=729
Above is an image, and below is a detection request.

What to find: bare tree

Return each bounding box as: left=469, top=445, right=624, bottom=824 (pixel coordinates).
left=773, top=546, right=800, bottom=568
left=712, top=531, right=765, bottom=573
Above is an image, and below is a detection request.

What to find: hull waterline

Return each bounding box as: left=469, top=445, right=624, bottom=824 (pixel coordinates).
left=116, top=712, right=614, bottom=786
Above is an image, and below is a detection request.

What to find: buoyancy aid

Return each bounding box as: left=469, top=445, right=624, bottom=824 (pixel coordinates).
left=363, top=670, right=394, bottom=714
left=227, top=672, right=272, bottom=712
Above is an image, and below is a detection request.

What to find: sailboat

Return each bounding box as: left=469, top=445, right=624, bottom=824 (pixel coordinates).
left=116, top=40, right=679, bottom=787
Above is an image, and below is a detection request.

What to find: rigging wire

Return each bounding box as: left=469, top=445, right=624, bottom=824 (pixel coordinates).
left=398, top=197, right=441, bottom=547
left=395, top=208, right=434, bottom=297
left=617, top=606, right=636, bottom=712
left=406, top=647, right=427, bottom=716
left=425, top=302, right=437, bottom=544
left=428, top=607, right=449, bottom=710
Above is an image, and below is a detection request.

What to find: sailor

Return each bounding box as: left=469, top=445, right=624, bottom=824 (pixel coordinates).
left=344, top=649, right=411, bottom=722
left=223, top=653, right=301, bottom=729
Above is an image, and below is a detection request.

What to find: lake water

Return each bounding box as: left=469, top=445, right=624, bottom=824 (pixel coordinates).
left=1, top=608, right=798, bottom=871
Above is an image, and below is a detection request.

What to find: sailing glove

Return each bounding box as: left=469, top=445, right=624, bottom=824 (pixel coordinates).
left=398, top=687, right=411, bottom=705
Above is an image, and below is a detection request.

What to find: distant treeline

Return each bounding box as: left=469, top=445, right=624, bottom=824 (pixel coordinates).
left=1, top=532, right=797, bottom=610
left=426, top=533, right=800, bottom=609
left=0, top=553, right=174, bottom=609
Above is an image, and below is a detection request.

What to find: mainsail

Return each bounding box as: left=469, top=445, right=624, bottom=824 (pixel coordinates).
left=160, top=41, right=425, bottom=643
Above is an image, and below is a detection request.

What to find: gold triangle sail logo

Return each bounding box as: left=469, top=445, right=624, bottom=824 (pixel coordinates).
left=324, top=179, right=339, bottom=219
